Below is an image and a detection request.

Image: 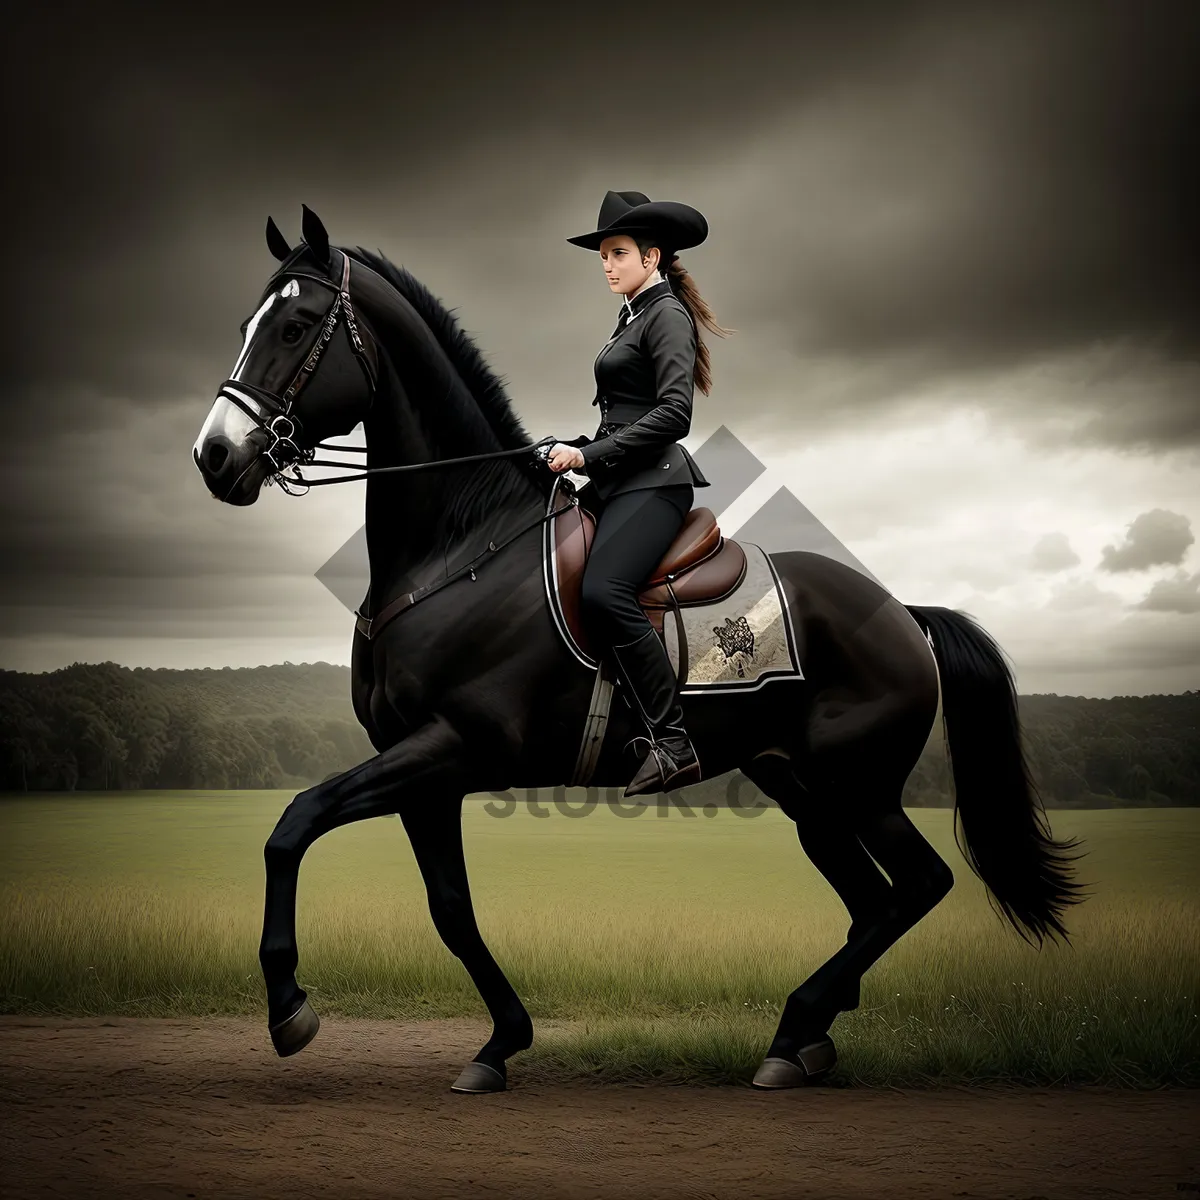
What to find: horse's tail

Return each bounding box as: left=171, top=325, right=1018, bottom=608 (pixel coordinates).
left=905, top=604, right=1091, bottom=947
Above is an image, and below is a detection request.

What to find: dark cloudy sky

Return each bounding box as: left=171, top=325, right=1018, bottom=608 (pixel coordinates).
left=2, top=0, right=1197, bottom=696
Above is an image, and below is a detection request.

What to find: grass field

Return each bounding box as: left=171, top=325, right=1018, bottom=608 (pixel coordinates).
left=1, top=790, right=1196, bottom=1087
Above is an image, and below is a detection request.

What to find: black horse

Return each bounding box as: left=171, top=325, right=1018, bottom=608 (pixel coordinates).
left=192, top=207, right=1086, bottom=1093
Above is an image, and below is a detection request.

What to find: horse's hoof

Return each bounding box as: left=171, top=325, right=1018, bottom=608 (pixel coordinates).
left=450, top=1060, right=507, bottom=1094
left=269, top=998, right=320, bottom=1058
left=751, top=1036, right=837, bottom=1088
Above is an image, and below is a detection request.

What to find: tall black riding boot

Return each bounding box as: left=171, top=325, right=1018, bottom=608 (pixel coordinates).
left=609, top=626, right=701, bottom=797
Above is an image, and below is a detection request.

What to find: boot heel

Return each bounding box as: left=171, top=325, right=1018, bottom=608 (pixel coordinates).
left=663, top=759, right=701, bottom=790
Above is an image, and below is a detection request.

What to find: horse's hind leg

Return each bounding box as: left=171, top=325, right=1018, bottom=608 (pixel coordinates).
left=753, top=775, right=954, bottom=1088
left=745, top=750, right=895, bottom=1010
left=742, top=751, right=896, bottom=1085
left=398, top=799, right=534, bottom=1094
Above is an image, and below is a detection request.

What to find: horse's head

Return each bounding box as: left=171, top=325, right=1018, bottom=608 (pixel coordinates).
left=192, top=206, right=380, bottom=505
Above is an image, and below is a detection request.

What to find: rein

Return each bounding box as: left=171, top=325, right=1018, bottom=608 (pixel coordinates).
left=264, top=436, right=561, bottom=493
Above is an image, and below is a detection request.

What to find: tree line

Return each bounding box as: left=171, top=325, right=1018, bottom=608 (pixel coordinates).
left=0, top=661, right=376, bottom=792
left=0, top=662, right=1195, bottom=806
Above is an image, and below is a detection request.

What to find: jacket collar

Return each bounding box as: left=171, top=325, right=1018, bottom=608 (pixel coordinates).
left=621, top=277, right=671, bottom=323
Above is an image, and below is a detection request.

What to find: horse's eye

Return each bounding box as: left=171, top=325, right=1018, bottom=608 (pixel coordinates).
left=281, top=322, right=306, bottom=344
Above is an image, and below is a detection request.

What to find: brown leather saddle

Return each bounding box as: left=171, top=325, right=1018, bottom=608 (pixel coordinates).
left=549, top=486, right=747, bottom=664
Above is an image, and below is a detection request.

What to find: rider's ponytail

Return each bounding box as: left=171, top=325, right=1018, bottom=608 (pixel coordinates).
left=636, top=239, right=735, bottom=396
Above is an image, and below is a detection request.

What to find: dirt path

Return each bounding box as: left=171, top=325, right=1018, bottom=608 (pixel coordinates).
left=1, top=1016, right=1196, bottom=1199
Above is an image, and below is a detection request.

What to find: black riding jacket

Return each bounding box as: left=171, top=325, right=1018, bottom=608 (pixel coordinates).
left=565, top=279, right=710, bottom=500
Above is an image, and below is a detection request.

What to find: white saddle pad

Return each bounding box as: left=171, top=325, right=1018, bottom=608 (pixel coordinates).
left=664, top=541, right=803, bottom=693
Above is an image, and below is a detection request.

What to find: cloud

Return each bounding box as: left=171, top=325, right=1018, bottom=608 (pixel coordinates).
left=0, top=388, right=368, bottom=644
left=4, top=1, right=1198, bottom=452
left=1134, top=570, right=1200, bottom=614
left=1029, top=532, right=1080, bottom=572
left=1104, top=611, right=1200, bottom=671
left=1099, top=509, right=1194, bottom=572
left=744, top=407, right=1198, bottom=694
left=951, top=597, right=1200, bottom=696
left=1043, top=580, right=1122, bottom=611
left=3, top=0, right=1199, bottom=697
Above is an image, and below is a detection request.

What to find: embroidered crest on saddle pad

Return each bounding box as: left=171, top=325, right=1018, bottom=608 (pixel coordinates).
left=663, top=541, right=803, bottom=692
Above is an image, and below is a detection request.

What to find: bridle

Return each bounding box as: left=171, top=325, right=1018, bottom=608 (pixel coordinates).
left=215, top=247, right=558, bottom=496
left=209, top=245, right=570, bottom=631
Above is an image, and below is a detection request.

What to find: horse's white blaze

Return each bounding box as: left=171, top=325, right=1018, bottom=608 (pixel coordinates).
left=192, top=290, right=281, bottom=461
left=230, top=291, right=279, bottom=381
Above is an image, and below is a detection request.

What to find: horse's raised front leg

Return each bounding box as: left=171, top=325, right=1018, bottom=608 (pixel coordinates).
left=258, top=716, right=480, bottom=1055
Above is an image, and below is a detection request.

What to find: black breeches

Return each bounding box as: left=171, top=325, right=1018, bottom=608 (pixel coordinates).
left=579, top=484, right=694, bottom=648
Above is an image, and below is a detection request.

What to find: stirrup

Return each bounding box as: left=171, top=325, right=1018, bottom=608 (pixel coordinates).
left=625, top=732, right=701, bottom=797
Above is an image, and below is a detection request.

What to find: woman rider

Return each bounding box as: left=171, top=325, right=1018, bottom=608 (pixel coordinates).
left=546, top=190, right=733, bottom=797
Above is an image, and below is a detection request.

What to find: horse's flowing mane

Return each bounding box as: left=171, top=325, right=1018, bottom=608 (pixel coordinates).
left=344, top=247, right=554, bottom=522
left=347, top=247, right=539, bottom=450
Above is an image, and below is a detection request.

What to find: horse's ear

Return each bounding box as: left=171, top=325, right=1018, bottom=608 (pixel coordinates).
left=265, top=216, right=291, bottom=261
left=301, top=204, right=331, bottom=266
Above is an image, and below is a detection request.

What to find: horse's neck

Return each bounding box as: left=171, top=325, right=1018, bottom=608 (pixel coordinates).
left=360, top=358, right=544, bottom=607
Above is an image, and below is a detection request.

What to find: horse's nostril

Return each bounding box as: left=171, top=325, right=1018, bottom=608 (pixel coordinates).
left=205, top=442, right=229, bottom=473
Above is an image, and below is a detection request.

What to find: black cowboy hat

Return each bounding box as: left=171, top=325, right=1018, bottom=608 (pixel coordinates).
left=566, top=189, right=708, bottom=253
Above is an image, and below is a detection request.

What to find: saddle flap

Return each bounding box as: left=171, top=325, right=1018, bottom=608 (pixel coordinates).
left=548, top=492, right=744, bottom=660
left=638, top=538, right=747, bottom=608
left=645, top=506, right=721, bottom=584
left=552, top=490, right=597, bottom=657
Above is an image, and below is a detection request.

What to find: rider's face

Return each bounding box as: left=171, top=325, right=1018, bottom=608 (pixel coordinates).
left=599, top=235, right=660, bottom=297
